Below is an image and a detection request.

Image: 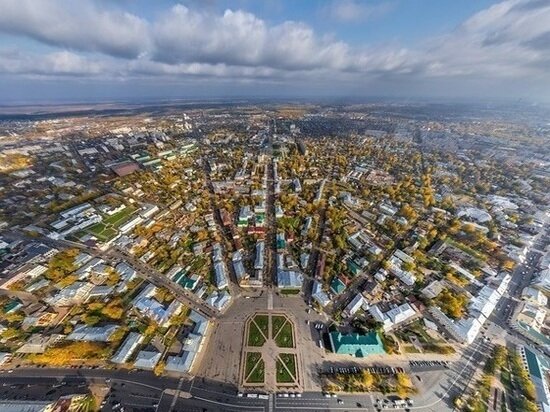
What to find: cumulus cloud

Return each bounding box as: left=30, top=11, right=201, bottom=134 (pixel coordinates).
left=0, top=0, right=149, bottom=58
left=421, top=0, right=550, bottom=77
left=0, top=0, right=548, bottom=98
left=0, top=50, right=106, bottom=76
left=151, top=5, right=356, bottom=72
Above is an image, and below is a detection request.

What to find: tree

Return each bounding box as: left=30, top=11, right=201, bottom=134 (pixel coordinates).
left=45, top=248, right=79, bottom=282
left=434, top=289, right=467, bottom=319
left=402, top=261, right=415, bottom=272
left=395, top=372, right=413, bottom=398
left=154, top=360, right=165, bottom=376
left=360, top=370, right=374, bottom=388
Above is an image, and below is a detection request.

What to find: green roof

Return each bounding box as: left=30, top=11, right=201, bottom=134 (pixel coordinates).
left=330, top=277, right=346, bottom=294
left=177, top=276, right=197, bottom=290
left=329, top=331, right=385, bottom=357
left=3, top=300, right=21, bottom=313
left=525, top=348, right=543, bottom=380
left=517, top=321, right=550, bottom=345
left=347, top=259, right=361, bottom=275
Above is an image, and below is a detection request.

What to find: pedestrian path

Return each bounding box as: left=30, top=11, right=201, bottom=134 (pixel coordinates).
left=267, top=289, right=273, bottom=310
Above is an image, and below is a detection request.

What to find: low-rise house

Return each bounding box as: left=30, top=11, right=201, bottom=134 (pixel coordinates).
left=521, top=287, right=548, bottom=307
left=232, top=251, right=247, bottom=282
left=165, top=311, right=209, bottom=374
left=421, top=280, right=444, bottom=299
left=132, top=284, right=183, bottom=327
left=205, top=290, right=231, bottom=311
left=369, top=303, right=418, bottom=332
left=16, top=334, right=64, bottom=354
left=312, top=280, right=330, bottom=307
left=254, top=241, right=265, bottom=270
left=214, top=262, right=228, bottom=289
left=277, top=270, right=304, bottom=289
left=330, top=277, right=346, bottom=295
left=111, top=332, right=143, bottom=364
left=133, top=350, right=161, bottom=370
left=344, top=294, right=364, bottom=318
left=67, top=324, right=119, bottom=342
left=46, top=282, right=95, bottom=307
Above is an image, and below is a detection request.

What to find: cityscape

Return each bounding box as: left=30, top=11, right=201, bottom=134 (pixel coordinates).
left=0, top=1, right=549, bottom=412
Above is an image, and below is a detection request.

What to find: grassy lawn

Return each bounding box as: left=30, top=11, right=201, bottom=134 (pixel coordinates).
left=404, top=346, right=421, bottom=354
left=253, top=314, right=269, bottom=340
left=80, top=205, right=137, bottom=242
left=276, top=353, right=297, bottom=383
left=245, top=352, right=265, bottom=384
left=274, top=321, right=294, bottom=348
left=247, top=321, right=267, bottom=347
left=245, top=352, right=262, bottom=378
left=445, top=238, right=487, bottom=261
left=85, top=223, right=118, bottom=242
left=423, top=343, right=455, bottom=354
left=271, top=315, right=287, bottom=338
left=280, top=289, right=300, bottom=295
left=103, top=206, right=136, bottom=227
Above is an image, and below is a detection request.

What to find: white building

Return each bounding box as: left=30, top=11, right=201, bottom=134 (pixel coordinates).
left=111, top=332, right=143, bottom=364
left=165, top=311, right=209, bottom=374
left=344, top=294, right=364, bottom=318
left=133, top=350, right=161, bottom=370
left=67, top=324, right=119, bottom=342
left=370, top=303, right=417, bottom=332
left=312, top=280, right=330, bottom=307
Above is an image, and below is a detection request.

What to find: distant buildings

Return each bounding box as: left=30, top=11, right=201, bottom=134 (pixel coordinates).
left=110, top=161, right=140, bottom=177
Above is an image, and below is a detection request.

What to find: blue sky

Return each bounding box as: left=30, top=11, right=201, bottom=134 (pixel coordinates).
left=0, top=0, right=549, bottom=103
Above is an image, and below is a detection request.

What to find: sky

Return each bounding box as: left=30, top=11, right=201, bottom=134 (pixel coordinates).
left=0, top=0, right=549, bottom=103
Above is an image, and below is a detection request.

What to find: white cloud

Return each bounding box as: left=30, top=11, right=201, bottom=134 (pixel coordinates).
left=0, top=0, right=149, bottom=58
left=151, top=5, right=355, bottom=71
left=0, top=0, right=548, bottom=99
left=0, top=50, right=106, bottom=76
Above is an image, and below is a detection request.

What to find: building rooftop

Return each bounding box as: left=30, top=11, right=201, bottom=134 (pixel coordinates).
left=329, top=331, right=385, bottom=357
